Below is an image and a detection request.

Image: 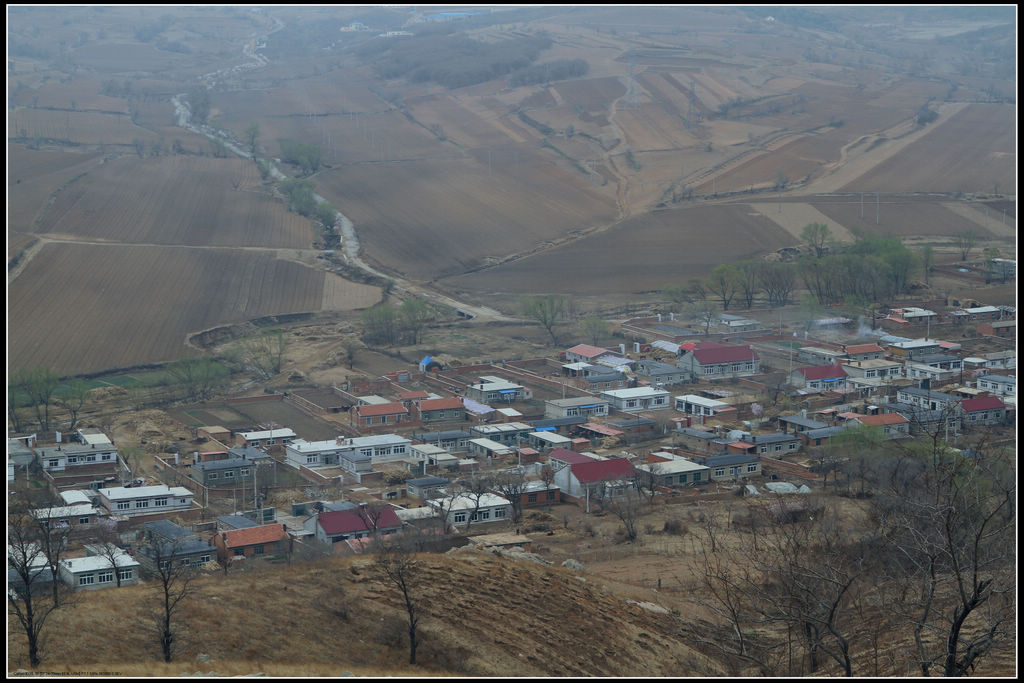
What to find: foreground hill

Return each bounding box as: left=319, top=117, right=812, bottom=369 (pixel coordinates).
left=7, top=549, right=720, bottom=677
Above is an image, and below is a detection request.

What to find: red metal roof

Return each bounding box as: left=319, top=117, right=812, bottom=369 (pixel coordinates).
left=960, top=396, right=1006, bottom=412
left=580, top=422, right=625, bottom=437
left=317, top=507, right=403, bottom=535
left=221, top=524, right=289, bottom=549
left=571, top=457, right=635, bottom=483
left=566, top=344, right=611, bottom=358
left=398, top=391, right=429, bottom=400
left=547, top=448, right=597, bottom=465
left=419, top=397, right=463, bottom=411
left=357, top=402, right=409, bottom=417
left=797, top=365, right=849, bottom=380
left=691, top=345, right=759, bottom=365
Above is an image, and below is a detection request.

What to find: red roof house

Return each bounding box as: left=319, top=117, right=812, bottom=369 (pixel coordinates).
left=213, top=524, right=291, bottom=562
left=352, top=402, right=409, bottom=428
left=960, top=396, right=1007, bottom=425
left=790, top=365, right=849, bottom=390
left=556, top=457, right=636, bottom=511
left=417, top=397, right=466, bottom=423
left=679, top=343, right=760, bottom=379
left=314, top=506, right=403, bottom=545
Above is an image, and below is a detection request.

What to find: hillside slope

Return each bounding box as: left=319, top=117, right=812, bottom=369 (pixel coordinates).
left=7, top=549, right=721, bottom=677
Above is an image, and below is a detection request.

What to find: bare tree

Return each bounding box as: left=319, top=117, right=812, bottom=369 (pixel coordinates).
left=521, top=294, right=566, bottom=345
left=602, top=487, right=643, bottom=543
left=489, top=470, right=529, bottom=526
left=7, top=502, right=70, bottom=668
left=877, top=436, right=1015, bottom=676
left=91, top=518, right=129, bottom=587
left=954, top=229, right=977, bottom=262
left=376, top=541, right=423, bottom=665
left=143, top=531, right=200, bottom=663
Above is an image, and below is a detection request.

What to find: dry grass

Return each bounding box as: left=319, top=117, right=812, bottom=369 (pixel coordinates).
left=7, top=552, right=722, bottom=677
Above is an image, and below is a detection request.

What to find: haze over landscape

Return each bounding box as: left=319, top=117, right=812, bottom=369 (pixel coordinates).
left=6, top=4, right=1017, bottom=678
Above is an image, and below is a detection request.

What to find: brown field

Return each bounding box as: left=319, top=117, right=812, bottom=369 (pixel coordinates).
left=442, top=203, right=797, bottom=303
left=33, top=156, right=314, bottom=248
left=8, top=145, right=106, bottom=239
left=12, top=80, right=131, bottom=113
left=314, top=154, right=619, bottom=281
left=809, top=196, right=1010, bottom=241
left=838, top=103, right=1016, bottom=194
left=8, top=108, right=160, bottom=146
left=552, top=75, right=626, bottom=113
left=8, top=243, right=334, bottom=375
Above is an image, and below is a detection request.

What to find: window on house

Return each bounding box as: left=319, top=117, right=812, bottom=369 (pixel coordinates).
left=154, top=498, right=168, bottom=507
left=79, top=574, right=95, bottom=586
left=546, top=491, right=555, bottom=501
left=48, top=460, right=59, bottom=468
left=98, top=571, right=114, bottom=583
left=747, top=464, right=758, bottom=472
left=774, top=445, right=783, bottom=452
left=788, top=442, right=797, bottom=450
left=494, top=508, right=506, bottom=519
left=704, top=367, right=715, bottom=375
left=234, top=548, right=245, bottom=556
left=135, top=500, right=149, bottom=508
left=208, top=473, right=218, bottom=480
left=86, top=455, right=97, bottom=462
left=68, top=457, right=79, bottom=464
left=118, top=568, right=133, bottom=581
left=102, top=454, right=112, bottom=460
left=528, top=493, right=538, bottom=503
left=223, top=471, right=234, bottom=478
left=714, top=468, right=726, bottom=477
left=454, top=512, right=467, bottom=524
left=240, top=469, right=249, bottom=477
left=79, top=516, right=91, bottom=524
left=253, top=546, right=264, bottom=555
left=116, top=501, right=130, bottom=510
left=693, top=472, right=702, bottom=482
left=199, top=555, right=210, bottom=564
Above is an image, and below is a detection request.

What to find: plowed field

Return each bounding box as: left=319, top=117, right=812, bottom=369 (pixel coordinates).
left=9, top=243, right=331, bottom=375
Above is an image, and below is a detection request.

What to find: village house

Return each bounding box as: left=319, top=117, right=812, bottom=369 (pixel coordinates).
left=34, top=442, right=120, bottom=473
left=307, top=505, right=403, bottom=545
left=470, top=422, right=534, bottom=445
left=600, top=386, right=670, bottom=412
left=530, top=416, right=587, bottom=435
left=890, top=307, right=939, bottom=326
left=135, top=520, right=216, bottom=572
left=427, top=492, right=513, bottom=528
left=798, top=346, right=847, bottom=366
left=465, top=376, right=529, bottom=404
left=884, top=403, right=962, bottom=436
left=978, top=319, right=1016, bottom=339
left=59, top=552, right=141, bottom=591
left=213, top=524, right=291, bottom=562
left=30, top=499, right=104, bottom=529
left=579, top=369, right=631, bottom=391
left=633, top=452, right=709, bottom=487
left=189, top=456, right=263, bottom=488
left=673, top=394, right=737, bottom=421
left=842, top=343, right=886, bottom=361
left=742, top=432, right=802, bottom=457
left=959, top=396, right=1008, bottom=427
left=673, top=427, right=727, bottom=454
left=778, top=414, right=830, bottom=435
left=846, top=413, right=911, bottom=439
left=410, top=430, right=472, bottom=452
left=527, top=430, right=575, bottom=453
left=234, top=428, right=295, bottom=449
left=789, top=365, right=850, bottom=392
left=887, top=339, right=941, bottom=360
left=544, top=397, right=611, bottom=420
left=564, top=343, right=614, bottom=364
left=409, top=443, right=460, bottom=472
left=467, top=437, right=515, bottom=461
left=555, top=457, right=636, bottom=512
left=519, top=480, right=560, bottom=508
left=799, top=425, right=848, bottom=447
left=416, top=397, right=466, bottom=423
left=704, top=452, right=762, bottom=482
left=97, top=484, right=194, bottom=517
left=895, top=386, right=961, bottom=411
left=949, top=305, right=1003, bottom=323
left=677, top=343, right=760, bottom=381
left=975, top=374, right=1015, bottom=398
left=841, top=358, right=903, bottom=382
left=406, top=476, right=450, bottom=500
left=633, top=359, right=689, bottom=386
left=351, top=401, right=409, bottom=428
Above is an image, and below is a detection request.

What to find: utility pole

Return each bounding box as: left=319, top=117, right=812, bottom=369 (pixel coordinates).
left=876, top=191, right=880, bottom=225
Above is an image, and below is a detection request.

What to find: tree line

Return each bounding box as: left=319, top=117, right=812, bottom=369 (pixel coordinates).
left=357, top=30, right=553, bottom=89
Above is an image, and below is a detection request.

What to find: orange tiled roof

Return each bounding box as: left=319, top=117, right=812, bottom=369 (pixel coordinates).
left=357, top=402, right=409, bottom=417
left=221, top=524, right=288, bottom=548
